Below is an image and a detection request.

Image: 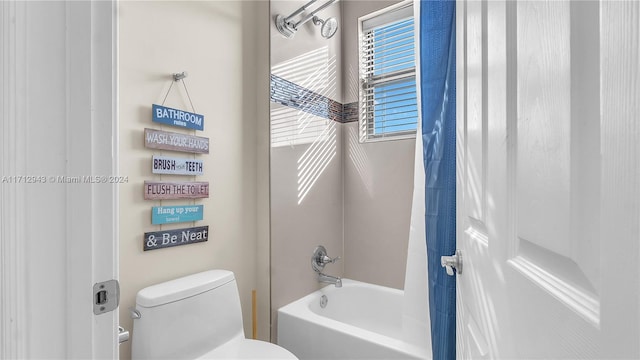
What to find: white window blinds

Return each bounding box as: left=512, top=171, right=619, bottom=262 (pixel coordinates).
left=359, top=3, right=417, bottom=141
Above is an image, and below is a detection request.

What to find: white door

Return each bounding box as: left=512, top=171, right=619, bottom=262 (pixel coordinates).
left=456, top=0, right=640, bottom=358
left=0, top=1, right=119, bottom=358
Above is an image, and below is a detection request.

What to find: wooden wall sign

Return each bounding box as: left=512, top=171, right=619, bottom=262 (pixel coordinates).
left=144, top=226, right=209, bottom=251
left=152, top=205, right=204, bottom=224
left=152, top=104, right=204, bottom=131
left=152, top=155, right=204, bottom=176
left=144, top=128, right=209, bottom=154
left=144, top=181, right=209, bottom=200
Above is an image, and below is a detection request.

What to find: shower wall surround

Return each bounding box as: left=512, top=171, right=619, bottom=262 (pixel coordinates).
left=341, top=0, right=415, bottom=289
left=270, top=0, right=345, bottom=341
left=270, top=0, right=413, bottom=341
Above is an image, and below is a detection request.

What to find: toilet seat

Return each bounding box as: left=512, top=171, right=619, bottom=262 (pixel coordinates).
left=197, top=337, right=298, bottom=359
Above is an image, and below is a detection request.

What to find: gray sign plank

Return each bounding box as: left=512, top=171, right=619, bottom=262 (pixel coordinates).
left=144, top=226, right=209, bottom=251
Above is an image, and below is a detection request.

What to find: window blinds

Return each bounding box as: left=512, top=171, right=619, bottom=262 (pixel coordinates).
left=360, top=4, right=417, bottom=140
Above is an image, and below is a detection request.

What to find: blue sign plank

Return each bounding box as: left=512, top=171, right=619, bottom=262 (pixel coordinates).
left=152, top=104, right=204, bottom=131
left=152, top=205, right=204, bottom=224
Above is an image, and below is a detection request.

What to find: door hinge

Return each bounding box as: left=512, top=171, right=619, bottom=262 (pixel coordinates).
left=93, top=280, right=119, bottom=315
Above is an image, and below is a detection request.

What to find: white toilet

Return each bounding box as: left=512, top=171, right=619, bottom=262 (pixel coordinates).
left=131, top=270, right=297, bottom=359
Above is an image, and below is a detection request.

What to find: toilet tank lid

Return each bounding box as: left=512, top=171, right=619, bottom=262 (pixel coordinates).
left=136, top=270, right=235, bottom=308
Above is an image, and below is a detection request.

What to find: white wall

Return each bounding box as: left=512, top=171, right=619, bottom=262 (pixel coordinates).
left=118, top=2, right=270, bottom=359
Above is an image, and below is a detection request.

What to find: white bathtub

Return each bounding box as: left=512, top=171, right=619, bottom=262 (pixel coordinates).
left=277, top=279, right=430, bottom=359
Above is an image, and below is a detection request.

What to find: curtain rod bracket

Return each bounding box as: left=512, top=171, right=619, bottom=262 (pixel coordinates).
left=275, top=0, right=338, bottom=38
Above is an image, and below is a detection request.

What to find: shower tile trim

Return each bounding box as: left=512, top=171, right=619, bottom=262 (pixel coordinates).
left=270, top=74, right=359, bottom=124
left=342, top=101, right=359, bottom=123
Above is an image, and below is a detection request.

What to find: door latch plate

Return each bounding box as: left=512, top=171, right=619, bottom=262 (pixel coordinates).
left=93, top=280, right=119, bottom=315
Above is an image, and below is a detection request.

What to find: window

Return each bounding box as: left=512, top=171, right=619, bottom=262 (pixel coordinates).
left=359, top=2, right=417, bottom=142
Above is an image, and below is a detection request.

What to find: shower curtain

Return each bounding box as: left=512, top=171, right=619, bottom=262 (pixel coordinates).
left=419, top=0, right=456, bottom=359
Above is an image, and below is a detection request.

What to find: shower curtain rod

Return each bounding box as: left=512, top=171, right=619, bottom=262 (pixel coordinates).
left=284, top=0, right=338, bottom=28
left=283, top=0, right=318, bottom=22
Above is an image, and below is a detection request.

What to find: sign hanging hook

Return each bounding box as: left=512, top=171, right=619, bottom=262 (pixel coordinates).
left=161, top=71, right=197, bottom=113
left=173, top=71, right=188, bottom=81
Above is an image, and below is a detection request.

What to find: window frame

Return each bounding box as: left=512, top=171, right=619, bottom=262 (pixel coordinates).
left=358, top=0, right=417, bottom=143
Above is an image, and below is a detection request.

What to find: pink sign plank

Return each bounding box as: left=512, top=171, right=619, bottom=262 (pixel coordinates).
left=144, top=181, right=209, bottom=200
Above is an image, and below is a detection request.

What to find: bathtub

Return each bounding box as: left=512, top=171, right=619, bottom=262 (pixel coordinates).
left=277, top=279, right=430, bottom=359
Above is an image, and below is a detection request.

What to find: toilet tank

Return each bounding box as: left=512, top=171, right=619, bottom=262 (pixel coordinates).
left=131, top=270, right=245, bottom=360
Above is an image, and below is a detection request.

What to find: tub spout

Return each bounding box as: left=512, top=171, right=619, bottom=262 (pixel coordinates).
left=318, top=272, right=342, bottom=288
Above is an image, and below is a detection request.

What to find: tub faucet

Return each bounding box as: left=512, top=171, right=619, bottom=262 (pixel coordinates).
left=317, top=272, right=342, bottom=288
left=312, top=245, right=342, bottom=287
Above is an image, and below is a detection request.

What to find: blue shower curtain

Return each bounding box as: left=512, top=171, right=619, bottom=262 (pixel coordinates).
left=419, top=1, right=456, bottom=359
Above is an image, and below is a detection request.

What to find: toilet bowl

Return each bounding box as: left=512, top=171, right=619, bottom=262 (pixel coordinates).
left=131, top=270, right=297, bottom=359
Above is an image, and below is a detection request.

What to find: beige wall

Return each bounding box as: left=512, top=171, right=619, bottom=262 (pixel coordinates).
left=118, top=1, right=270, bottom=359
